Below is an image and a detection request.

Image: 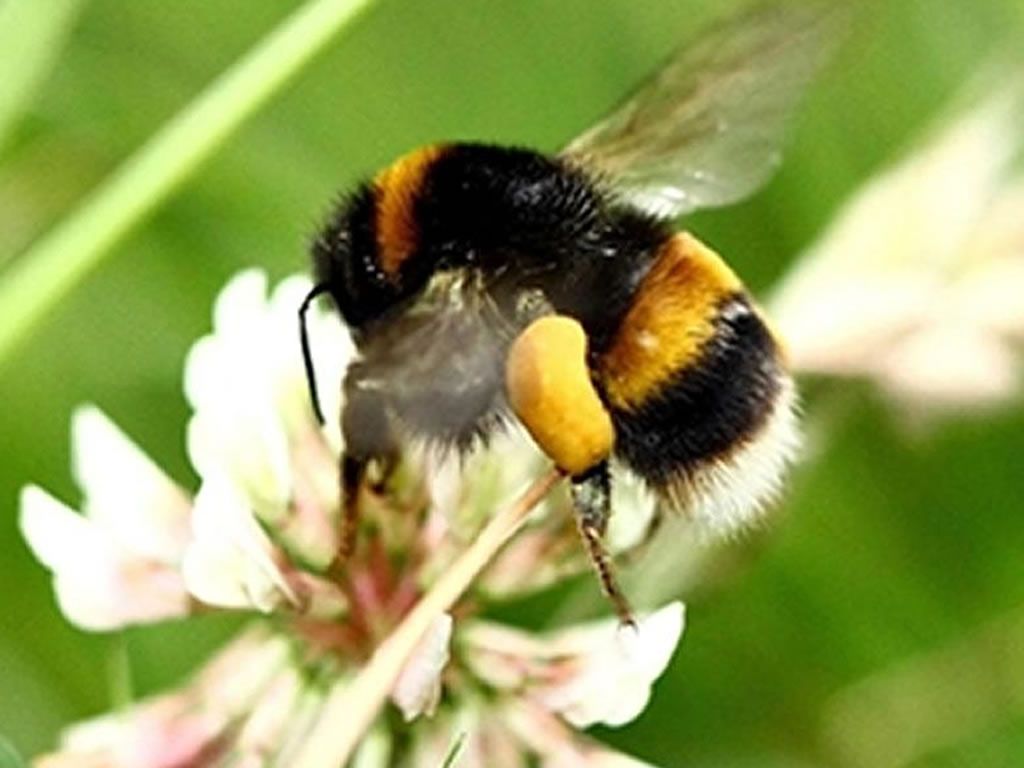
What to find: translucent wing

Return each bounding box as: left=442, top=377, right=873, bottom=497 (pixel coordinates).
left=563, top=3, right=841, bottom=219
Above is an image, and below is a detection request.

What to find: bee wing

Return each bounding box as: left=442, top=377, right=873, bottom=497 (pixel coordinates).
left=562, top=4, right=842, bottom=219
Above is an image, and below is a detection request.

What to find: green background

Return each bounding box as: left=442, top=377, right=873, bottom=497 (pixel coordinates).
left=1, top=0, right=1023, bottom=765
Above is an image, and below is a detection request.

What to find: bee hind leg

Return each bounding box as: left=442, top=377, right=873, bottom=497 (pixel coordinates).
left=571, top=462, right=635, bottom=627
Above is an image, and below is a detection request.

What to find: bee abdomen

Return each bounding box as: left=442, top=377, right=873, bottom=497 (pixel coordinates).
left=598, top=233, right=800, bottom=531
left=607, top=290, right=784, bottom=480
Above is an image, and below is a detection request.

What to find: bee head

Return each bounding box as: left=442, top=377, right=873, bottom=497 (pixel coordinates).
left=310, top=184, right=409, bottom=333
left=302, top=185, right=411, bottom=426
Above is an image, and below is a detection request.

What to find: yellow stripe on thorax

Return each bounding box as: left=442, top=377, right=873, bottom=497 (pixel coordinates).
left=600, top=232, right=743, bottom=411
left=373, top=145, right=445, bottom=276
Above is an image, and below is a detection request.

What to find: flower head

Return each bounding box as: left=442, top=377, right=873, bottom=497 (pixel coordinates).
left=23, top=269, right=683, bottom=767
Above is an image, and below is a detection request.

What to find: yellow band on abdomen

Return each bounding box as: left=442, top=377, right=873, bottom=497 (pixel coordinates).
left=600, top=232, right=743, bottom=411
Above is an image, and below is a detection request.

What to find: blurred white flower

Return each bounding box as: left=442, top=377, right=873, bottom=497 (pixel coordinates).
left=35, top=628, right=295, bottom=768
left=772, top=83, right=1024, bottom=409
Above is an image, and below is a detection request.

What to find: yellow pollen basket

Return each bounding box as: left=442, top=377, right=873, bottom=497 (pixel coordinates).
left=506, top=315, right=614, bottom=476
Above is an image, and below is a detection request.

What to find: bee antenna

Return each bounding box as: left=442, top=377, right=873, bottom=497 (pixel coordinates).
left=299, top=282, right=331, bottom=426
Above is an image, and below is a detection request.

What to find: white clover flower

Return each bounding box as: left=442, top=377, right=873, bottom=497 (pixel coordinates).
left=22, top=269, right=683, bottom=767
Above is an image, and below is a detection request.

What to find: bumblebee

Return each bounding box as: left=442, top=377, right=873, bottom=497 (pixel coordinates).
left=300, top=4, right=833, bottom=621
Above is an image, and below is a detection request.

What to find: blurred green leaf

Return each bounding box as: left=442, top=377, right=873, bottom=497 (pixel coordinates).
left=0, top=737, right=27, bottom=768
left=0, top=0, right=87, bottom=153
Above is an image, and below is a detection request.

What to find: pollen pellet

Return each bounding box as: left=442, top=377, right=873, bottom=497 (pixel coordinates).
left=506, top=315, right=614, bottom=476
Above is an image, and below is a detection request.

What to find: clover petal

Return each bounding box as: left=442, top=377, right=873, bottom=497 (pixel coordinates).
left=20, top=485, right=190, bottom=631
left=181, top=477, right=297, bottom=612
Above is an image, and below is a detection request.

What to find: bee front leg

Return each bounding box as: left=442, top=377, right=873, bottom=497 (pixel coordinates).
left=330, top=366, right=399, bottom=573
left=571, top=462, right=635, bottom=627
left=337, top=454, right=367, bottom=565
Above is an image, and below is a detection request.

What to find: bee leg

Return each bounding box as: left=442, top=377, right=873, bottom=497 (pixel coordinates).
left=571, top=462, right=635, bottom=627
left=337, top=454, right=367, bottom=565
left=330, top=369, right=399, bottom=572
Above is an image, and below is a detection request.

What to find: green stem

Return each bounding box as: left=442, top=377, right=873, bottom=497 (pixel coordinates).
left=0, top=0, right=376, bottom=364
left=107, top=632, right=134, bottom=710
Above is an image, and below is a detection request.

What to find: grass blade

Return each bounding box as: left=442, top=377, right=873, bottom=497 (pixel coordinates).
left=0, top=0, right=376, bottom=364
